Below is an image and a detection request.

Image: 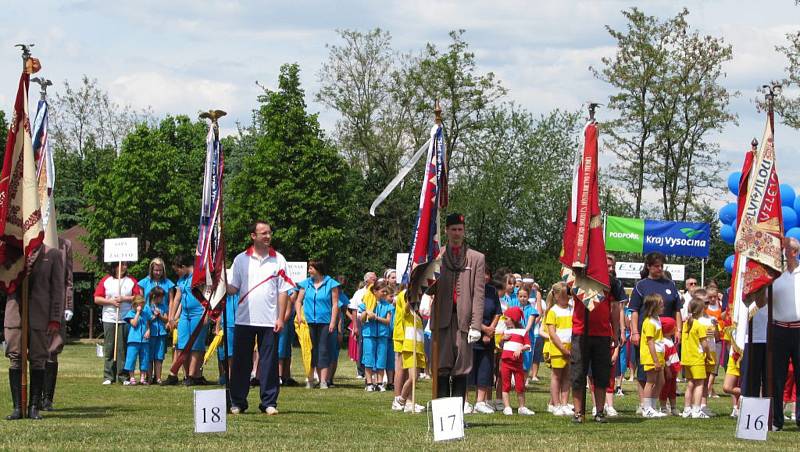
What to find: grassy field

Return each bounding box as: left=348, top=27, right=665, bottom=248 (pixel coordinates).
left=0, top=342, right=794, bottom=450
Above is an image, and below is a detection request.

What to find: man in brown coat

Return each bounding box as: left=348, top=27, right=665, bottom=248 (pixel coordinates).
left=434, top=213, right=485, bottom=400
left=41, top=237, right=73, bottom=411
left=4, top=245, right=65, bottom=420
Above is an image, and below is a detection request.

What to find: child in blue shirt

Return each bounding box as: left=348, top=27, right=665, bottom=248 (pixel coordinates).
left=359, top=281, right=395, bottom=391
left=123, top=295, right=151, bottom=385
left=518, top=287, right=539, bottom=376
left=217, top=292, right=238, bottom=385
left=143, top=286, right=168, bottom=384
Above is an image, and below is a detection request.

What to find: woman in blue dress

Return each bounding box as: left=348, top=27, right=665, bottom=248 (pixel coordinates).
left=165, top=254, right=209, bottom=386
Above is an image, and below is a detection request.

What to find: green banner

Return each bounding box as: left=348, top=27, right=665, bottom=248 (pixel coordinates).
left=605, top=216, right=645, bottom=253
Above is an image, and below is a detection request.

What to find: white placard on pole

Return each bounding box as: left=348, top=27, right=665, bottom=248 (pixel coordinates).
left=615, top=262, right=685, bottom=281
left=286, top=262, right=308, bottom=285
left=103, top=237, right=138, bottom=263
left=194, top=389, right=227, bottom=433
left=430, top=397, right=464, bottom=442
left=95, top=344, right=104, bottom=358
left=396, top=253, right=409, bottom=281
left=735, top=397, right=770, bottom=441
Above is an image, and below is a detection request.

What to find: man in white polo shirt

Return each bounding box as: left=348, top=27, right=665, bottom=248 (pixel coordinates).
left=227, top=220, right=292, bottom=415
left=770, top=237, right=800, bottom=430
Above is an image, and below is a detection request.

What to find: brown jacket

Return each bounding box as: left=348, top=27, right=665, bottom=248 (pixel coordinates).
left=4, top=245, right=65, bottom=330
left=434, top=248, right=485, bottom=333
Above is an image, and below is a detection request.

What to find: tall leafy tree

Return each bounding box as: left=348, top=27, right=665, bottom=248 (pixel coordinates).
left=226, top=64, right=357, bottom=276
left=82, top=116, right=206, bottom=276
left=593, top=8, right=735, bottom=220
left=765, top=28, right=800, bottom=129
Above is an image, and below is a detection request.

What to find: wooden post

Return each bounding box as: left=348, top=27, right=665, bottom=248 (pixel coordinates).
left=112, top=261, right=122, bottom=364
left=411, top=310, right=419, bottom=412
left=767, top=284, right=774, bottom=429
left=431, top=306, right=439, bottom=400
left=88, top=304, right=94, bottom=339
left=20, top=278, right=29, bottom=418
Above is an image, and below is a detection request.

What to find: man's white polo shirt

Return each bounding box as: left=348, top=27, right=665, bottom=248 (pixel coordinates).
left=230, top=246, right=292, bottom=327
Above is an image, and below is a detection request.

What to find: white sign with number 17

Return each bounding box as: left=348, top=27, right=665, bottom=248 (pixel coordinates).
left=194, top=389, right=227, bottom=433
left=431, top=397, right=464, bottom=442
left=736, top=396, right=770, bottom=441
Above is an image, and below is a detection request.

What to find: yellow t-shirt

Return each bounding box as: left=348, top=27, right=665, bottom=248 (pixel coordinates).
left=699, top=316, right=717, bottom=366
left=544, top=305, right=573, bottom=357
left=681, top=319, right=709, bottom=366
left=640, top=317, right=665, bottom=366
left=393, top=290, right=407, bottom=349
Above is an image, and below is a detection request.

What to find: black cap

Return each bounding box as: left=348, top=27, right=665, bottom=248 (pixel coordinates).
left=445, top=212, right=465, bottom=227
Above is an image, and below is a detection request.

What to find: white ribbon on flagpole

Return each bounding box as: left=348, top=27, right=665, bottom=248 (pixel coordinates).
left=369, top=138, right=432, bottom=216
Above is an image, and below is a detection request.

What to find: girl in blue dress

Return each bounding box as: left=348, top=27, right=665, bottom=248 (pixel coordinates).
left=170, top=254, right=209, bottom=386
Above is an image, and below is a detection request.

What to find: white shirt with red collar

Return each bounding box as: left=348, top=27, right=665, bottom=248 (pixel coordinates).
left=772, top=265, right=800, bottom=325
left=230, top=246, right=293, bottom=327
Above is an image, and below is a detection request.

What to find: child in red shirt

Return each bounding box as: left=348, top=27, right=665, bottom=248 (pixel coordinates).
left=500, top=307, right=534, bottom=416
left=659, top=317, right=681, bottom=415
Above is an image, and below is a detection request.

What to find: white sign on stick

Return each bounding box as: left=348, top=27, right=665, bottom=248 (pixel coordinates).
left=430, top=397, right=464, bottom=442
left=735, top=397, right=770, bottom=441
left=194, top=389, right=227, bottom=433
left=103, top=237, right=138, bottom=263
left=396, top=253, right=409, bottom=281
left=286, top=262, right=308, bottom=285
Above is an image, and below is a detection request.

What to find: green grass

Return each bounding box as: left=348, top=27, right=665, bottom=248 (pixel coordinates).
left=0, top=343, right=793, bottom=450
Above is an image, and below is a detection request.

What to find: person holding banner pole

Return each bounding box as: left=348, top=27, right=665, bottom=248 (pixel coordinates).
left=94, top=262, right=140, bottom=385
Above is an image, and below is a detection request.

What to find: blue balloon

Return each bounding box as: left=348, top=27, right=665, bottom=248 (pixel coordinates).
left=720, top=224, right=735, bottom=244
left=787, top=227, right=800, bottom=241
left=781, top=184, right=796, bottom=207
left=794, top=195, right=800, bottom=216
left=727, top=172, right=741, bottom=195
left=784, top=206, right=799, bottom=230
left=724, top=255, right=735, bottom=274
left=719, top=203, right=737, bottom=225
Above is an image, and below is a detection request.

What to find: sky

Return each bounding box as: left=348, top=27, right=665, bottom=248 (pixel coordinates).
left=2, top=0, right=800, bottom=212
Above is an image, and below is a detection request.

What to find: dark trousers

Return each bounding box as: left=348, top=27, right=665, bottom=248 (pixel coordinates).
left=308, top=323, right=332, bottom=368
left=740, top=342, right=767, bottom=397
left=230, top=325, right=279, bottom=411
left=103, top=322, right=129, bottom=382
left=771, top=325, right=800, bottom=429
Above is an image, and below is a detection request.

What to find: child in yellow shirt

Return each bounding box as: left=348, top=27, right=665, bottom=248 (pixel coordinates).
left=640, top=294, right=666, bottom=418
left=680, top=298, right=713, bottom=419
left=545, top=282, right=573, bottom=417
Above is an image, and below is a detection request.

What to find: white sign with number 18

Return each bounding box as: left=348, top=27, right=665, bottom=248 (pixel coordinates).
left=735, top=396, right=770, bottom=441
left=194, top=389, right=227, bottom=433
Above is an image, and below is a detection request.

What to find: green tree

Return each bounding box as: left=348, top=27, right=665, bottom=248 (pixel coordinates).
left=764, top=29, right=800, bottom=128
left=593, top=8, right=735, bottom=220
left=82, top=116, right=206, bottom=277
left=226, top=64, right=357, bottom=276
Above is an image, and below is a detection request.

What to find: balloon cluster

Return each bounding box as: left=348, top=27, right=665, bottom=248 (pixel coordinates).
left=720, top=171, right=799, bottom=273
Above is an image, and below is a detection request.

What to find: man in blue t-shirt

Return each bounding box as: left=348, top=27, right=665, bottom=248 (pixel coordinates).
left=628, top=252, right=683, bottom=412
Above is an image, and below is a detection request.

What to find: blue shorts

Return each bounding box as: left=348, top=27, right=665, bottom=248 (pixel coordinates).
left=362, top=336, right=389, bottom=370
left=469, top=346, right=494, bottom=388
left=149, top=335, right=167, bottom=361
left=217, top=327, right=235, bottom=361
left=278, top=318, right=295, bottom=359
left=386, top=338, right=395, bottom=371
left=177, top=314, right=207, bottom=352
left=124, top=342, right=150, bottom=372
left=532, top=336, right=545, bottom=363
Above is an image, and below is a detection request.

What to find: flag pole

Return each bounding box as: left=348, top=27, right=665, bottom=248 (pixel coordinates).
left=430, top=101, right=443, bottom=401
left=113, top=261, right=122, bottom=366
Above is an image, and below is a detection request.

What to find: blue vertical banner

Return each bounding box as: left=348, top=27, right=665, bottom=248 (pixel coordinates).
left=642, top=220, right=711, bottom=258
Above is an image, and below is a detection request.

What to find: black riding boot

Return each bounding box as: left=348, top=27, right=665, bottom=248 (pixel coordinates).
left=42, top=361, right=58, bottom=411
left=6, top=369, right=22, bottom=420
left=28, top=369, right=44, bottom=420
left=436, top=374, right=451, bottom=398
left=451, top=375, right=467, bottom=401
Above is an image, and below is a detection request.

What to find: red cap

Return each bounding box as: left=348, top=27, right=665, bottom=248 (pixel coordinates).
left=505, top=307, right=523, bottom=324
left=660, top=316, right=676, bottom=335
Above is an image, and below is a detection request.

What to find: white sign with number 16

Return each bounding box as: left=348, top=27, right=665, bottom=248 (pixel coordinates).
left=735, top=396, right=770, bottom=441
left=194, top=389, right=227, bottom=433
left=431, top=397, right=464, bottom=442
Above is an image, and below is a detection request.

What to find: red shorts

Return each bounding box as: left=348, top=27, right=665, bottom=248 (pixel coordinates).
left=660, top=374, right=676, bottom=401
left=500, top=360, right=525, bottom=394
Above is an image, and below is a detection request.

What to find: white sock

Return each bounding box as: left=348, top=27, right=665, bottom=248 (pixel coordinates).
left=643, top=398, right=652, bottom=410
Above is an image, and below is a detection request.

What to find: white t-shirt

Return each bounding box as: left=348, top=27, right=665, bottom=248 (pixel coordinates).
left=349, top=287, right=367, bottom=310
left=771, top=268, right=800, bottom=323
left=230, top=247, right=292, bottom=327
left=94, top=275, right=138, bottom=324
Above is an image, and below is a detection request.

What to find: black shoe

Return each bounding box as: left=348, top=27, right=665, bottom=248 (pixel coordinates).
left=28, top=369, right=45, bottom=420
left=326, top=381, right=335, bottom=388
left=42, top=361, right=58, bottom=411
left=385, top=383, right=394, bottom=391
left=250, top=377, right=259, bottom=387
left=594, top=413, right=607, bottom=423
left=183, top=377, right=195, bottom=386
left=194, top=376, right=212, bottom=386
left=284, top=378, right=299, bottom=387
left=7, top=369, right=22, bottom=420
left=160, top=374, right=180, bottom=386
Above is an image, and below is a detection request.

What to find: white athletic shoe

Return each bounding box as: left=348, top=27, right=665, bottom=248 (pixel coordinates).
left=591, top=406, right=597, bottom=417
left=555, top=405, right=574, bottom=416
left=518, top=406, right=535, bottom=416
left=365, top=384, right=375, bottom=392
left=730, top=407, right=739, bottom=418
left=377, top=384, right=387, bottom=392
left=392, top=396, right=405, bottom=411
left=691, top=409, right=710, bottom=419
left=680, top=407, right=692, bottom=418
left=473, top=402, right=495, bottom=414
left=502, top=406, right=513, bottom=416
left=547, top=404, right=556, bottom=414
left=605, top=406, right=619, bottom=417
left=404, top=402, right=425, bottom=413
left=567, top=403, right=574, bottom=411
left=463, top=402, right=473, bottom=414
left=642, top=407, right=663, bottom=418
left=102, top=379, right=113, bottom=385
